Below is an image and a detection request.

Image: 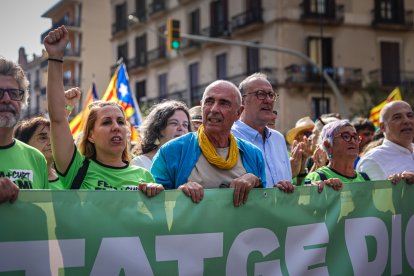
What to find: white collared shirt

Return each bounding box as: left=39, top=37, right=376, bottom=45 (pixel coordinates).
left=357, top=138, right=414, bottom=180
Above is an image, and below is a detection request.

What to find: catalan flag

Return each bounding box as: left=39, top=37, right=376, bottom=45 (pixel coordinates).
left=369, top=87, right=402, bottom=126
left=69, top=82, right=99, bottom=137
left=101, top=63, right=142, bottom=140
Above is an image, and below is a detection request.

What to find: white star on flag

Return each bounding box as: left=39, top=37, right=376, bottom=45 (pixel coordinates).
left=119, top=83, right=128, bottom=98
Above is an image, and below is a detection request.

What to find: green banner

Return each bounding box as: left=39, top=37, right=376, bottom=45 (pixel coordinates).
left=0, top=180, right=414, bottom=275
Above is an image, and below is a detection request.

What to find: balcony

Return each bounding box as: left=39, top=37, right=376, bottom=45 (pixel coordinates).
left=300, top=1, right=344, bottom=25
left=64, top=48, right=81, bottom=58
left=63, top=77, right=80, bottom=87
left=148, top=0, right=166, bottom=16
left=147, top=47, right=166, bottom=64
left=112, top=19, right=128, bottom=35
left=285, top=64, right=362, bottom=87
left=201, top=22, right=231, bottom=38
left=369, top=69, right=414, bottom=87
left=231, top=8, right=263, bottom=32
left=372, top=10, right=414, bottom=30
left=40, top=17, right=81, bottom=42
left=143, top=90, right=188, bottom=108
left=126, top=55, right=147, bottom=71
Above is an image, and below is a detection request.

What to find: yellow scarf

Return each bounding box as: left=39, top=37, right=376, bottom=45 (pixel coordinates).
left=197, top=124, right=239, bottom=169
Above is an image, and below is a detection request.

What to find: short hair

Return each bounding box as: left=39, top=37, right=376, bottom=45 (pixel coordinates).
left=14, top=116, right=50, bottom=143
left=0, top=57, right=30, bottom=105
left=78, top=101, right=131, bottom=162
left=320, top=119, right=353, bottom=156
left=238, top=72, right=269, bottom=95
left=201, top=80, right=242, bottom=106
left=379, top=100, right=412, bottom=123
left=140, top=100, right=190, bottom=154
left=351, top=117, right=375, bottom=133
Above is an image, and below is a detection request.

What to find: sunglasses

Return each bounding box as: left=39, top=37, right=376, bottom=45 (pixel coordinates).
left=0, top=88, right=25, bottom=101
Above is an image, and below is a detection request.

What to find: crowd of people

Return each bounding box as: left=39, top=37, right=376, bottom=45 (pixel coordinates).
left=1, top=25, right=413, bottom=204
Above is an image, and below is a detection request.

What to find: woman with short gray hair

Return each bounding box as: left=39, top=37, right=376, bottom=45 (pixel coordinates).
left=304, top=119, right=371, bottom=192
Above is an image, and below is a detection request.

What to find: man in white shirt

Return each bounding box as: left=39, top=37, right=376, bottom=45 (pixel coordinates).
left=357, top=100, right=414, bottom=180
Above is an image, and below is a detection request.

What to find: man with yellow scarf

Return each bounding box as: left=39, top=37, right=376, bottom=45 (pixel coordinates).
left=151, top=80, right=266, bottom=207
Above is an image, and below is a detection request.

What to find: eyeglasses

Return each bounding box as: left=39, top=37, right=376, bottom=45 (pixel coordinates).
left=335, top=132, right=361, bottom=143
left=245, top=90, right=279, bottom=101
left=0, top=88, right=25, bottom=101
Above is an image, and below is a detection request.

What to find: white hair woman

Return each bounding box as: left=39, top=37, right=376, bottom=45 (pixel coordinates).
left=304, top=120, right=371, bottom=192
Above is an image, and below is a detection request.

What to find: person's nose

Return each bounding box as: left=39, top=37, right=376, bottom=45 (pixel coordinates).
left=0, top=90, right=12, bottom=103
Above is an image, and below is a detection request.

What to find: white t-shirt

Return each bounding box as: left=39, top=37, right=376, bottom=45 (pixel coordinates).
left=131, top=154, right=153, bottom=171
left=357, top=139, right=414, bottom=180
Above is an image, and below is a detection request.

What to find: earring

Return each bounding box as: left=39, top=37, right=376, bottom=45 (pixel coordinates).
left=328, top=153, right=333, bottom=159
left=154, top=138, right=160, bottom=146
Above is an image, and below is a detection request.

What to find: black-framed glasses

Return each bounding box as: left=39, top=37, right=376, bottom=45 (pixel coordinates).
left=335, top=132, right=361, bottom=143
left=0, top=88, right=25, bottom=101
left=245, top=90, right=279, bottom=101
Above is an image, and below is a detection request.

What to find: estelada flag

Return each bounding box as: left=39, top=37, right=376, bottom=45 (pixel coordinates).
left=69, top=82, right=99, bottom=137
left=369, top=87, right=402, bottom=126
left=101, top=63, right=142, bottom=141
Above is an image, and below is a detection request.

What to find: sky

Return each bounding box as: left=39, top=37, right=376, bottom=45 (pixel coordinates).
left=0, top=0, right=59, bottom=62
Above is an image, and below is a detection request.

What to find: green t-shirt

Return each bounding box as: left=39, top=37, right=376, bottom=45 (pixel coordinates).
left=49, top=177, right=65, bottom=190
left=305, top=166, right=367, bottom=184
left=0, top=139, right=48, bottom=189
left=57, top=148, right=154, bottom=190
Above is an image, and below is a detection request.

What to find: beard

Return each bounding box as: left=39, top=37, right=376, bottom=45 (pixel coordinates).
left=0, top=104, right=20, bottom=128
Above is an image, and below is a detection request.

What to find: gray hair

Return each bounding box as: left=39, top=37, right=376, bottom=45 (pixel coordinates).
left=320, top=119, right=353, bottom=157
left=238, top=72, right=269, bottom=95
left=0, top=57, right=29, bottom=105
left=201, top=80, right=242, bottom=107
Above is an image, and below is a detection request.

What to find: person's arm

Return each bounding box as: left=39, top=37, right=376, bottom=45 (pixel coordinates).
left=64, top=87, right=81, bottom=118
left=43, top=26, right=74, bottom=174
left=0, top=178, right=19, bottom=204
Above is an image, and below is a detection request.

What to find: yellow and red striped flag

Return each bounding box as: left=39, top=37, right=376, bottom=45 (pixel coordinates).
left=369, top=87, right=402, bottom=126
left=101, top=63, right=142, bottom=141
left=69, top=83, right=99, bottom=137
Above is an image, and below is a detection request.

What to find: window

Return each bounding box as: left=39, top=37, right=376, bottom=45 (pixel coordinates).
left=374, top=0, right=405, bottom=24
left=380, top=41, right=400, bottom=86
left=216, top=53, right=227, bottom=79
left=158, top=73, right=168, bottom=98
left=115, top=2, right=127, bottom=32
left=135, top=80, right=146, bottom=101
left=189, top=62, right=199, bottom=105
left=210, top=0, right=228, bottom=36
left=135, top=34, right=147, bottom=66
left=307, top=37, right=332, bottom=69
left=311, top=97, right=330, bottom=119
left=117, top=42, right=128, bottom=64
left=135, top=0, right=146, bottom=22
left=246, top=44, right=259, bottom=75
left=190, top=9, right=200, bottom=34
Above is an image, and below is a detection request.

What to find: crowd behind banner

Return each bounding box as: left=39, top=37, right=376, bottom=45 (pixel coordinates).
left=0, top=25, right=414, bottom=272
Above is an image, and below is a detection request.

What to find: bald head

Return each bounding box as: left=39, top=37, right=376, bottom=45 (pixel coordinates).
left=380, top=100, right=412, bottom=123
left=201, top=80, right=242, bottom=107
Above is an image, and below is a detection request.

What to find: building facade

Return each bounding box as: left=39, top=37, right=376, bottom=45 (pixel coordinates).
left=39, top=0, right=112, bottom=113
left=108, top=0, right=413, bottom=132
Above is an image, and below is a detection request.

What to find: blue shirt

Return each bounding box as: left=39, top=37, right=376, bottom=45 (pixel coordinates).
left=151, top=131, right=267, bottom=189
left=232, top=120, right=292, bottom=187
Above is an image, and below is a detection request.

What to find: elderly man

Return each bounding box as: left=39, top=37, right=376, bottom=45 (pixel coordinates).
left=151, top=80, right=266, bottom=206
left=231, top=73, right=293, bottom=191
left=0, top=57, right=48, bottom=203
left=357, top=100, right=414, bottom=180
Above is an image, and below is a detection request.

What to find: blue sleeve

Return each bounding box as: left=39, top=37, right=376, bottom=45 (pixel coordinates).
left=151, top=148, right=174, bottom=189
left=256, top=150, right=267, bottom=188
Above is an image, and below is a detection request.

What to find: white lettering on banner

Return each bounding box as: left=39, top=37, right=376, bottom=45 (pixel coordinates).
left=285, top=223, right=329, bottom=276
left=0, top=239, right=84, bottom=275
left=405, top=215, right=414, bottom=269
left=156, top=233, right=223, bottom=276
left=91, top=237, right=153, bottom=275
left=226, top=228, right=282, bottom=276
left=392, top=214, right=402, bottom=275
left=345, top=217, right=388, bottom=276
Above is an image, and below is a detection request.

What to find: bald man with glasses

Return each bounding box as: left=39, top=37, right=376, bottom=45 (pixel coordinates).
left=232, top=73, right=294, bottom=192
left=0, top=57, right=48, bottom=203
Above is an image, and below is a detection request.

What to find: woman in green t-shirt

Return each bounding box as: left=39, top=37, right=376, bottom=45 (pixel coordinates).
left=43, top=26, right=163, bottom=197
left=305, top=120, right=370, bottom=192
